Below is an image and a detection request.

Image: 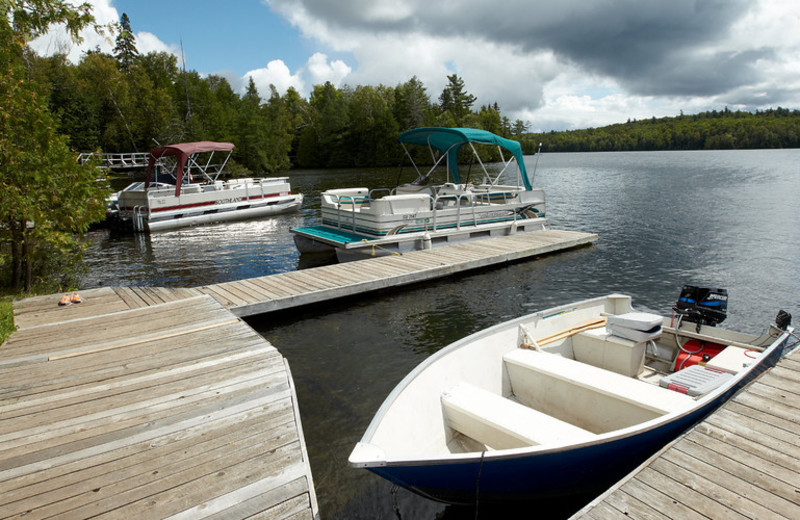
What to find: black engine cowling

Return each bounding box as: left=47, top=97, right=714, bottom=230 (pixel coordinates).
left=674, top=285, right=728, bottom=327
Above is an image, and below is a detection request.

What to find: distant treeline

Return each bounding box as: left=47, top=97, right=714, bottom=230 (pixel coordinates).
left=31, top=16, right=528, bottom=174
left=524, top=108, right=800, bottom=153
left=30, top=14, right=799, bottom=173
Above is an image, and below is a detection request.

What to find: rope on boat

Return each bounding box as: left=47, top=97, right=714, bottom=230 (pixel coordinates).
left=360, top=239, right=403, bottom=257
left=390, top=485, right=402, bottom=520
left=520, top=318, right=608, bottom=349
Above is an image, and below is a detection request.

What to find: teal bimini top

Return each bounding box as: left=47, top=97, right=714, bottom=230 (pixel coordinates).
left=397, top=127, right=531, bottom=190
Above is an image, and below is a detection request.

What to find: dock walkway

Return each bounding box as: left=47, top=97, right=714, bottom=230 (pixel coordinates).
left=1, top=294, right=318, bottom=519
left=205, top=229, right=597, bottom=317
left=3, top=229, right=595, bottom=519
left=11, top=229, right=597, bottom=329
left=573, top=346, right=800, bottom=519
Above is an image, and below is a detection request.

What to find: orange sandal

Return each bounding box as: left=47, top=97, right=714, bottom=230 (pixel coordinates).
left=70, top=293, right=83, bottom=304
left=59, top=294, right=71, bottom=306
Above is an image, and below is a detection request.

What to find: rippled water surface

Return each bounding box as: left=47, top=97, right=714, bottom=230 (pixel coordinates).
left=82, top=150, right=800, bottom=519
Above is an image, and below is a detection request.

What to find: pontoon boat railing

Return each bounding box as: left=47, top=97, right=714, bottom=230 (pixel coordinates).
left=132, top=206, right=147, bottom=232
left=331, top=186, right=529, bottom=234
left=431, top=193, right=478, bottom=230
left=369, top=188, right=391, bottom=200
left=335, top=195, right=360, bottom=231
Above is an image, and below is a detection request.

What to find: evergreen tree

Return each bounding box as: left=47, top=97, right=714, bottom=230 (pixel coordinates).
left=263, top=85, right=293, bottom=172
left=113, top=13, right=138, bottom=72
left=512, top=119, right=530, bottom=138
left=438, top=74, right=476, bottom=126
left=394, top=76, right=430, bottom=131
left=234, top=77, right=269, bottom=172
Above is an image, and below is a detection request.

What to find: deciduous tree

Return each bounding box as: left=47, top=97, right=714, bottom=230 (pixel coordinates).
left=1, top=0, right=108, bottom=292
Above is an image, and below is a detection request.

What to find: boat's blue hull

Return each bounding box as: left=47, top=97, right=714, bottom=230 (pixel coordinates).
left=366, top=342, right=785, bottom=505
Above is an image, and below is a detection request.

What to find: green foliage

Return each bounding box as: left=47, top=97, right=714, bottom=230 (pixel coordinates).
left=0, top=296, right=15, bottom=345
left=13, top=6, right=800, bottom=184
left=1, top=0, right=96, bottom=54
left=1, top=0, right=108, bottom=292
left=525, top=108, right=800, bottom=153
left=438, top=74, right=477, bottom=127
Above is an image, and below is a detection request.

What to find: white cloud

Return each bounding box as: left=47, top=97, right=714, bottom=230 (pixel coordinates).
left=304, top=53, right=351, bottom=89
left=269, top=0, right=800, bottom=129
left=245, top=60, right=305, bottom=98
left=243, top=54, right=351, bottom=100
left=29, top=0, right=180, bottom=64
left=135, top=32, right=180, bottom=58
left=27, top=0, right=800, bottom=130
left=29, top=0, right=117, bottom=62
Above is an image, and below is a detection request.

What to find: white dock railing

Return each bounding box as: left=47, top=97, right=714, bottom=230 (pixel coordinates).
left=78, top=152, right=150, bottom=169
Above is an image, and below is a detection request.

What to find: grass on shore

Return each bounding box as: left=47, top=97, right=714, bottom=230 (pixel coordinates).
left=1, top=296, right=17, bottom=345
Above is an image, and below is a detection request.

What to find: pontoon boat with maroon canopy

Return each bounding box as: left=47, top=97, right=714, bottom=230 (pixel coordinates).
left=114, top=141, right=302, bottom=232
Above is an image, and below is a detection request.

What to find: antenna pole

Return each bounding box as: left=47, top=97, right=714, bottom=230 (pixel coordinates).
left=531, top=142, right=543, bottom=185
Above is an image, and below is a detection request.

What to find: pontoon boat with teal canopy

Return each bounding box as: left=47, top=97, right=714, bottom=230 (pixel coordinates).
left=291, top=126, right=548, bottom=261
left=398, top=127, right=533, bottom=190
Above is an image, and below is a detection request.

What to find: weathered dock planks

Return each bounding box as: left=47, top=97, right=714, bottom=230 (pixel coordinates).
left=12, top=230, right=596, bottom=328
left=202, top=229, right=598, bottom=317
left=572, top=346, right=800, bottom=519
left=2, top=228, right=595, bottom=519
left=1, top=295, right=318, bottom=519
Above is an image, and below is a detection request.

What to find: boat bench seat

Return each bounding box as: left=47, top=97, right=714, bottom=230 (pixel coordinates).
left=503, top=349, right=695, bottom=432
left=441, top=381, right=594, bottom=450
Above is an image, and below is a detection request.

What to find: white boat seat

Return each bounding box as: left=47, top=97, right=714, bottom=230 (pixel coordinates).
left=503, top=349, right=695, bottom=433
left=441, top=381, right=594, bottom=450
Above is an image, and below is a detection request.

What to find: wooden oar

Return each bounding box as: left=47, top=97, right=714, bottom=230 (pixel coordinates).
left=526, top=318, right=608, bottom=348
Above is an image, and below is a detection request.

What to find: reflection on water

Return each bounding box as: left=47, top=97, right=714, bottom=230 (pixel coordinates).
left=82, top=150, right=800, bottom=519
left=83, top=214, right=307, bottom=288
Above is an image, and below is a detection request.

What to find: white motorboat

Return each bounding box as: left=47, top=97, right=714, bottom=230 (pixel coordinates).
left=349, top=287, right=795, bottom=505
left=291, top=127, right=547, bottom=261
left=113, top=141, right=303, bottom=232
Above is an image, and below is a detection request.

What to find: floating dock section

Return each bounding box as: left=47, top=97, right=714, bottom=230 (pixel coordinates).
left=572, top=346, right=800, bottom=519
left=202, top=229, right=598, bottom=317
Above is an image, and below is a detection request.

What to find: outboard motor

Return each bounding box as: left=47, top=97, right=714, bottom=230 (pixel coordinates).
left=674, top=285, right=728, bottom=331
left=775, top=310, right=792, bottom=331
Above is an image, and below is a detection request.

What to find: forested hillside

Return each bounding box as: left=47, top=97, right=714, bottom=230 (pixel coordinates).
left=30, top=13, right=800, bottom=172
left=32, top=16, right=527, bottom=174
left=525, top=108, right=800, bottom=153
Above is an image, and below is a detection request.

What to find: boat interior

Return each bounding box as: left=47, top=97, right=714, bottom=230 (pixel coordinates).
left=440, top=314, right=765, bottom=455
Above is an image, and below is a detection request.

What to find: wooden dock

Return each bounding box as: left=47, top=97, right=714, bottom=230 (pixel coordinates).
left=198, top=229, right=598, bottom=317
left=572, top=346, right=800, bottom=519
left=2, top=228, right=596, bottom=519
left=1, top=294, right=318, bottom=519
left=10, top=229, right=598, bottom=330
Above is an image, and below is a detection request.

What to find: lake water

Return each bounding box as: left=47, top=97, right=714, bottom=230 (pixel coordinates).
left=82, top=149, right=800, bottom=519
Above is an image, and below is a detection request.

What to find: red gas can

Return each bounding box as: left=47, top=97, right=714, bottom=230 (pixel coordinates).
left=673, top=339, right=725, bottom=371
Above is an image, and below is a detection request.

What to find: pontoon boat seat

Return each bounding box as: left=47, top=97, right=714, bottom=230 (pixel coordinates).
left=366, top=194, right=431, bottom=214
left=504, top=349, right=695, bottom=433
left=323, top=188, right=369, bottom=209
left=435, top=183, right=474, bottom=207
left=441, top=381, right=594, bottom=450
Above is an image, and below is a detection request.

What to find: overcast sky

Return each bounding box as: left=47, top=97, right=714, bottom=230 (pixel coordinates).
left=31, top=0, right=800, bottom=131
